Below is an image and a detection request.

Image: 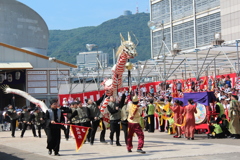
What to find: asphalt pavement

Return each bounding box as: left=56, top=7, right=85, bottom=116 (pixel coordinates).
left=0, top=129, right=240, bottom=160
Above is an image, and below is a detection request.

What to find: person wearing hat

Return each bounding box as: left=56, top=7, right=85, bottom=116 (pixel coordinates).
left=220, top=114, right=230, bottom=137
left=85, top=93, right=105, bottom=145
left=215, top=98, right=225, bottom=123
left=69, top=100, right=91, bottom=143
left=145, top=99, right=155, bottom=133
left=45, top=99, right=65, bottom=156
left=20, top=106, right=37, bottom=138
left=62, top=98, right=69, bottom=107
left=64, top=102, right=79, bottom=141
left=155, top=98, right=166, bottom=132
left=228, top=95, right=240, bottom=139
left=127, top=95, right=145, bottom=154
left=107, top=94, right=126, bottom=146
left=208, top=120, right=224, bottom=138
left=29, top=107, right=46, bottom=138
left=6, top=104, right=19, bottom=137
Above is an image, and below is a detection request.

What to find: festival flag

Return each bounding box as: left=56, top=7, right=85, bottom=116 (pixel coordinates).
left=71, top=125, right=90, bottom=152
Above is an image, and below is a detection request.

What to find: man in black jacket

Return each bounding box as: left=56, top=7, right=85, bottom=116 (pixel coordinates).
left=107, top=94, right=126, bottom=146
left=70, top=101, right=91, bottom=142
left=85, top=93, right=105, bottom=145
left=20, top=106, right=37, bottom=138
left=45, top=100, right=65, bottom=156
left=6, top=104, right=18, bottom=137
left=29, top=107, right=45, bottom=138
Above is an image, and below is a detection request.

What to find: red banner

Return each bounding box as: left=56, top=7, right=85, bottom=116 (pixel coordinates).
left=71, top=125, right=90, bottom=152
left=59, top=73, right=237, bottom=104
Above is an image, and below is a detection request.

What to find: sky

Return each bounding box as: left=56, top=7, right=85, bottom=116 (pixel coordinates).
left=17, top=0, right=150, bottom=30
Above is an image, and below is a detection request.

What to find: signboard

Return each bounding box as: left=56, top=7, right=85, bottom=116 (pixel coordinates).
left=27, top=70, right=48, bottom=94
left=49, top=70, right=69, bottom=94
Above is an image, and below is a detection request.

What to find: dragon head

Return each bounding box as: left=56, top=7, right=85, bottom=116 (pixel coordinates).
left=117, top=32, right=138, bottom=58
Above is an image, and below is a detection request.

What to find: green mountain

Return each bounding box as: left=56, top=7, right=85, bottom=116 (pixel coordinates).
left=48, top=13, right=151, bottom=65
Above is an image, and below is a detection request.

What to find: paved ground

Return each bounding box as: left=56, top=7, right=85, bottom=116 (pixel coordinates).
left=0, top=129, right=240, bottom=160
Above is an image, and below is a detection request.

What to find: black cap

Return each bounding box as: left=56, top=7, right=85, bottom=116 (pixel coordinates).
left=210, top=120, right=217, bottom=124
left=23, top=106, right=28, bottom=109
left=50, top=99, right=58, bottom=105
left=76, top=101, right=82, bottom=104
left=71, top=102, right=77, bottom=105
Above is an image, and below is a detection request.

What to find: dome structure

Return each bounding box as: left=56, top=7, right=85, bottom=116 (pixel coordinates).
left=0, top=0, right=49, bottom=55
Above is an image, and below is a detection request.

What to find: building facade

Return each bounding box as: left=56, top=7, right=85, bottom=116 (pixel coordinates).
left=76, top=51, right=108, bottom=70
left=0, top=0, right=49, bottom=56
left=150, top=0, right=222, bottom=58
left=0, top=43, right=76, bottom=110
left=220, top=0, right=240, bottom=41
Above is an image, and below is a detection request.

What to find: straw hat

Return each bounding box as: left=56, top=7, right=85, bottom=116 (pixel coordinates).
left=132, top=95, right=139, bottom=102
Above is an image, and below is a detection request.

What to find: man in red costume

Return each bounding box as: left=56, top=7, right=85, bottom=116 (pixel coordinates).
left=127, top=95, right=145, bottom=154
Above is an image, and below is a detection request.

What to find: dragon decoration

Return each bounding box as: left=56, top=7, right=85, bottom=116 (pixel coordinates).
left=0, top=33, right=138, bottom=118
left=0, top=85, right=48, bottom=113
left=100, top=32, right=138, bottom=120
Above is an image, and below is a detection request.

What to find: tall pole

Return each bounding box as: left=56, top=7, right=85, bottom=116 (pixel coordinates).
left=97, top=47, right=100, bottom=91
left=127, top=60, right=130, bottom=87
left=214, top=58, right=217, bottom=88
left=184, top=61, right=187, bottom=80
left=237, top=40, right=240, bottom=76
left=112, top=47, right=116, bottom=65
left=162, top=21, right=167, bottom=92
left=196, top=49, right=199, bottom=80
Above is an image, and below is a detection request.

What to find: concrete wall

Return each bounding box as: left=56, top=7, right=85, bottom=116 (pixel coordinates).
left=221, top=0, right=240, bottom=41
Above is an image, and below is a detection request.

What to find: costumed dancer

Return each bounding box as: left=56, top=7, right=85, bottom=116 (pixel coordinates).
left=179, top=101, right=185, bottom=135
left=20, top=106, right=37, bottom=138
left=45, top=100, right=65, bottom=156
left=220, top=114, right=230, bottom=137
left=65, top=102, right=78, bottom=140
left=170, top=100, right=181, bottom=138
left=6, top=104, right=19, bottom=137
left=228, top=95, right=240, bottom=139
left=121, top=94, right=130, bottom=144
left=69, top=100, right=91, bottom=143
left=107, top=94, right=126, bottom=146
left=127, top=95, right=145, bottom=154
left=86, top=93, right=105, bottom=145
left=156, top=98, right=166, bottom=132
left=215, top=98, right=225, bottom=123
left=182, top=99, right=197, bottom=140
left=29, top=107, right=46, bottom=138
left=208, top=120, right=225, bottom=138
left=146, top=99, right=155, bottom=133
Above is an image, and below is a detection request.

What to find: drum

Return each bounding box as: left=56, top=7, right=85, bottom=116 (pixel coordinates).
left=194, top=103, right=207, bottom=124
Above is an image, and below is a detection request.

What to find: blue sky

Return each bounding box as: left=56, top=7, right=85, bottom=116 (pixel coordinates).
left=18, top=0, right=149, bottom=30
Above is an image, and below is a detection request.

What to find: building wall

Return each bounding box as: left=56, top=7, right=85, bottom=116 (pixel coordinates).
left=0, top=0, right=49, bottom=55
left=220, top=0, right=240, bottom=41
left=0, top=45, right=73, bottom=106
left=77, top=51, right=108, bottom=69
left=150, top=0, right=221, bottom=58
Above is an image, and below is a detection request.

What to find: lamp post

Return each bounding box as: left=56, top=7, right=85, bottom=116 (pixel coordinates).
left=148, top=20, right=167, bottom=91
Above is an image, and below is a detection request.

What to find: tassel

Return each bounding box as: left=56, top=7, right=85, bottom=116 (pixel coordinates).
left=99, top=119, right=103, bottom=130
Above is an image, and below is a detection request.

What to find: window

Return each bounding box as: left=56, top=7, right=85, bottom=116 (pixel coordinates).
left=196, top=12, right=221, bottom=47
